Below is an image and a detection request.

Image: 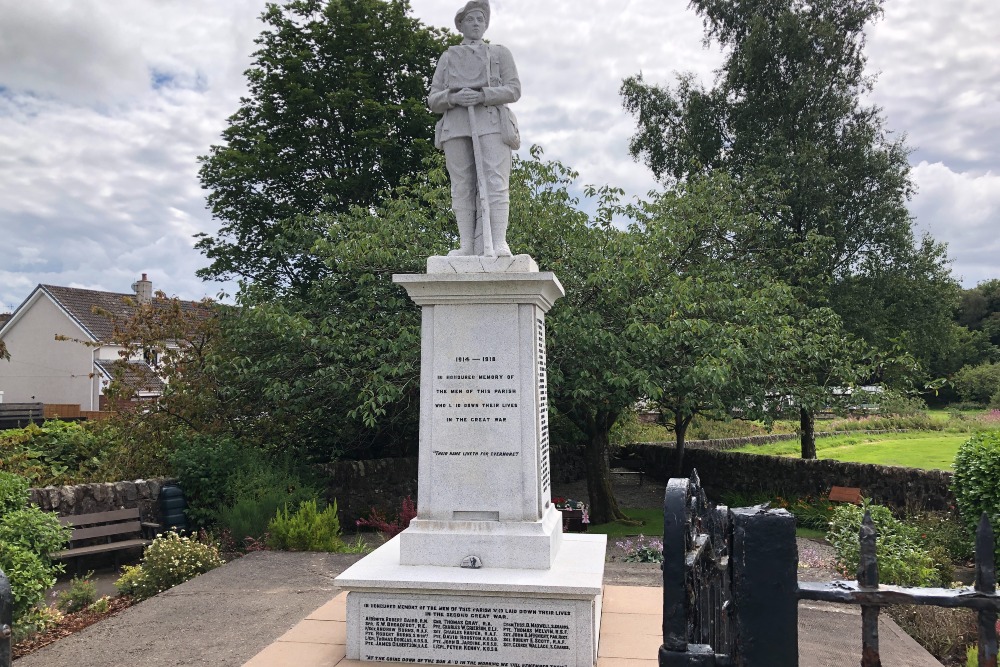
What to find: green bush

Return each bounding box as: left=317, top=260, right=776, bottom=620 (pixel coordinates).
left=827, top=501, right=939, bottom=587
left=0, top=471, right=70, bottom=623
left=212, top=454, right=319, bottom=546
left=910, top=512, right=975, bottom=563
left=268, top=499, right=345, bottom=552
left=0, top=507, right=73, bottom=557
left=169, top=434, right=320, bottom=533
left=952, top=431, right=1000, bottom=535
left=0, top=421, right=108, bottom=485
left=0, top=470, right=29, bottom=514
left=54, top=571, right=98, bottom=613
left=953, top=362, right=1000, bottom=405
left=114, top=532, right=224, bottom=600
left=168, top=434, right=245, bottom=529
left=0, top=542, right=58, bottom=621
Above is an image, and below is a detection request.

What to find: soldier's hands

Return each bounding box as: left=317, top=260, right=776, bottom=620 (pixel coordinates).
left=451, top=88, right=485, bottom=107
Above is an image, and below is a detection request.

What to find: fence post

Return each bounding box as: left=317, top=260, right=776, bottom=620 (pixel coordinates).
left=858, top=510, right=882, bottom=667
left=0, top=567, right=12, bottom=667
left=975, top=512, right=998, bottom=667
left=731, top=506, right=798, bottom=667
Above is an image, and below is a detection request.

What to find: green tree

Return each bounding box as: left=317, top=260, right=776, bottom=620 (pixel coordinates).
left=958, top=279, right=1000, bottom=349
left=197, top=0, right=454, bottom=293
left=952, top=362, right=1000, bottom=405
left=621, top=0, right=957, bottom=455
left=629, top=177, right=793, bottom=472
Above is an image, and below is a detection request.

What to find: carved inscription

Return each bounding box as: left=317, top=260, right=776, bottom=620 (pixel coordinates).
left=361, top=599, right=574, bottom=666
left=537, top=318, right=550, bottom=492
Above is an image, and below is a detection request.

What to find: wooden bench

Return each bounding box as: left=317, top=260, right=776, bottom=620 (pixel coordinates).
left=828, top=486, right=863, bottom=504
left=53, top=508, right=159, bottom=571
left=610, top=469, right=644, bottom=486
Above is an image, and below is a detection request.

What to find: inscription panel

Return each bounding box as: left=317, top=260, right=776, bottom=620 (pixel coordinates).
left=425, top=304, right=546, bottom=520
left=356, top=593, right=583, bottom=667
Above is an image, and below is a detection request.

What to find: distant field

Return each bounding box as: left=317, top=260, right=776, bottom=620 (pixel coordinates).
left=731, top=431, right=970, bottom=471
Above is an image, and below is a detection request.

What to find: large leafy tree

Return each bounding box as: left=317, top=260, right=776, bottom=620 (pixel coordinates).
left=197, top=0, right=454, bottom=293
left=621, top=0, right=957, bottom=455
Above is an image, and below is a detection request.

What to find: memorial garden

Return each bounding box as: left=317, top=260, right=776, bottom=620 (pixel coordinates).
left=3, top=0, right=1000, bottom=664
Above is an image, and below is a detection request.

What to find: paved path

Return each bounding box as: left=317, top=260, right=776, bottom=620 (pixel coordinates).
left=17, top=550, right=942, bottom=666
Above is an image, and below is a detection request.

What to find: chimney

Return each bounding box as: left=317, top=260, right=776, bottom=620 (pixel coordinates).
left=132, top=273, right=153, bottom=305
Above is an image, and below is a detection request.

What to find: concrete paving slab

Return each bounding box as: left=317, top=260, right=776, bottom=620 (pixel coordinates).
left=17, top=552, right=945, bottom=667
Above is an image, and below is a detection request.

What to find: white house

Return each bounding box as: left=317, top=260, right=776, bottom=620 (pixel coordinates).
left=0, top=275, right=194, bottom=411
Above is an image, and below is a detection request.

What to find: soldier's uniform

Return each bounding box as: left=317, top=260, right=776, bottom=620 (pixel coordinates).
left=428, top=37, right=520, bottom=255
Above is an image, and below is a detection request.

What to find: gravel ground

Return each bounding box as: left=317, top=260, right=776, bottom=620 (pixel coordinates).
left=552, top=474, right=843, bottom=580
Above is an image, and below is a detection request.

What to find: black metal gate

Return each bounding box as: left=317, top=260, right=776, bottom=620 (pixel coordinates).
left=660, top=470, right=1000, bottom=667
left=659, top=470, right=798, bottom=666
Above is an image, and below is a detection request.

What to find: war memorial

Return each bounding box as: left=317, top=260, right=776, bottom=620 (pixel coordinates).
left=334, top=2, right=607, bottom=665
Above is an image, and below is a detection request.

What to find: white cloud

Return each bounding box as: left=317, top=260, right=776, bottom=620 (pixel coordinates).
left=910, top=161, right=1000, bottom=287
left=0, top=0, right=997, bottom=311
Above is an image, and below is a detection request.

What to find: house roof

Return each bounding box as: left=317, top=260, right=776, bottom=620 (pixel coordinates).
left=94, top=359, right=166, bottom=394
left=38, top=284, right=210, bottom=343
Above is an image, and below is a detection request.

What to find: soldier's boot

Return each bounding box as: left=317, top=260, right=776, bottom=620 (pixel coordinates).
left=447, top=208, right=476, bottom=256
left=490, top=205, right=513, bottom=257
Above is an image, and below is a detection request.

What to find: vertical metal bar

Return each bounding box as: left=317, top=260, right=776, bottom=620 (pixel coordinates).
left=0, top=567, right=12, bottom=667
left=858, top=510, right=882, bottom=667
left=662, top=478, right=691, bottom=653
left=731, top=507, right=798, bottom=666
left=975, top=512, right=998, bottom=667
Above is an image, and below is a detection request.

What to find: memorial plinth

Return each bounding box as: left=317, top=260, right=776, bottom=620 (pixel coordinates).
left=335, top=255, right=606, bottom=667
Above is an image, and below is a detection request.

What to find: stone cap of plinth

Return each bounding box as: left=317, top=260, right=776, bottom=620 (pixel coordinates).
left=427, top=254, right=538, bottom=274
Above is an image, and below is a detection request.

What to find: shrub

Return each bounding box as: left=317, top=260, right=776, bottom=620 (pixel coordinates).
left=0, top=507, right=72, bottom=557
left=168, top=434, right=245, bottom=529
left=910, top=511, right=975, bottom=563
left=952, top=431, right=1000, bottom=535
left=0, top=421, right=108, bottom=485
left=11, top=604, right=64, bottom=644
left=886, top=605, right=975, bottom=665
left=827, top=501, right=938, bottom=587
left=114, top=532, right=223, bottom=600
left=0, top=542, right=58, bottom=622
left=54, top=571, right=98, bottom=613
left=212, top=455, right=319, bottom=546
left=268, top=499, right=345, bottom=552
left=356, top=496, right=417, bottom=539
left=615, top=535, right=664, bottom=563
left=953, top=362, right=1000, bottom=405
left=0, top=471, right=70, bottom=623
left=873, top=391, right=927, bottom=417
left=0, top=470, right=30, bottom=514
left=169, top=433, right=320, bottom=532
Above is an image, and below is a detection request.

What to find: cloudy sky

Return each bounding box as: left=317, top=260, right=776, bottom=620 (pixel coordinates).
left=1, top=0, right=997, bottom=311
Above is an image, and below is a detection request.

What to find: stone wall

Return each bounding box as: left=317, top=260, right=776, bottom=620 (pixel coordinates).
left=29, top=478, right=175, bottom=524
left=659, top=429, right=911, bottom=452
left=322, top=457, right=419, bottom=528
left=623, top=443, right=954, bottom=512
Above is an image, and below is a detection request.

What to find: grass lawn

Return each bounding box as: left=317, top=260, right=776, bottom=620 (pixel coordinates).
left=587, top=508, right=664, bottom=538
left=587, top=507, right=826, bottom=541
left=731, top=431, right=969, bottom=471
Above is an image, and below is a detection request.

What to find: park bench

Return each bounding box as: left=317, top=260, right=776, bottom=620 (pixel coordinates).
left=53, top=508, right=160, bottom=572
left=610, top=469, right=645, bottom=486
left=828, top=485, right=863, bottom=504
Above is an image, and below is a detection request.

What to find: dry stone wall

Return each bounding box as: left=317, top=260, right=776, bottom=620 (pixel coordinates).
left=624, top=443, right=954, bottom=512
left=322, top=458, right=418, bottom=528
left=28, top=478, right=175, bottom=524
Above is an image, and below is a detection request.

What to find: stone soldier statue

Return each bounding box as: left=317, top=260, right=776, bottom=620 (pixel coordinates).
left=428, top=0, right=521, bottom=257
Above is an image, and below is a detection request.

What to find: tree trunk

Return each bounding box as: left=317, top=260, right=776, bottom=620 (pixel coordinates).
left=800, top=406, right=817, bottom=459
left=581, top=410, right=627, bottom=525
left=674, top=415, right=693, bottom=476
